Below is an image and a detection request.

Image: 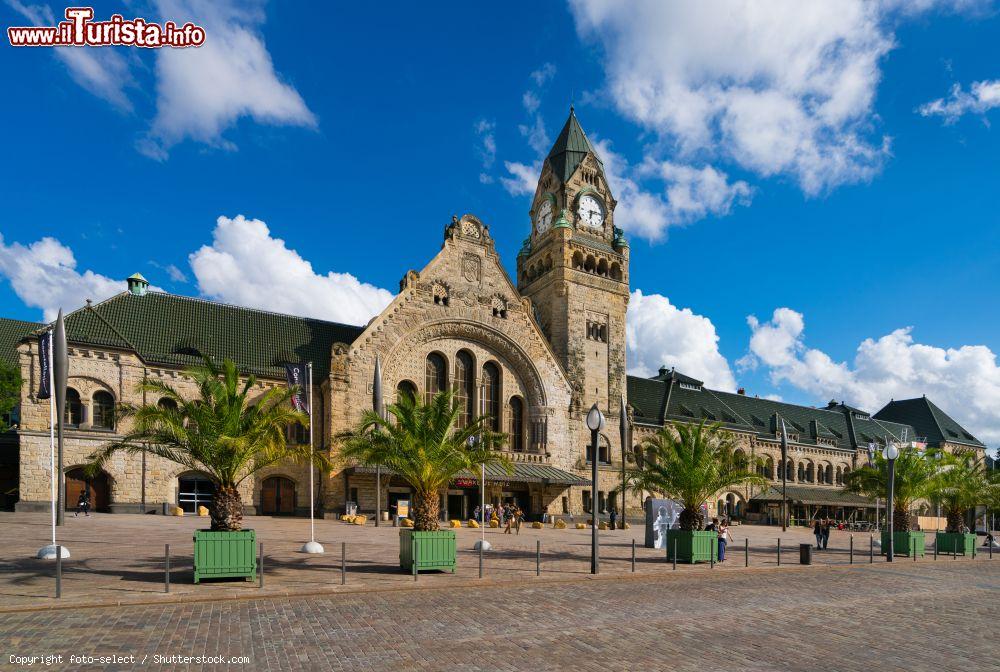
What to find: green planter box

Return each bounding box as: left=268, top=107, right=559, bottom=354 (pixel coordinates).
left=936, top=532, right=977, bottom=556
left=665, top=529, right=718, bottom=564
left=193, top=529, right=257, bottom=583
left=880, top=530, right=925, bottom=557
left=399, top=529, right=456, bottom=573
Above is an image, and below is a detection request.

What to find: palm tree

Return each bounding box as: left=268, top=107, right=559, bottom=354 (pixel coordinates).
left=339, top=389, right=510, bottom=531
left=622, top=420, right=765, bottom=531
left=926, top=448, right=1000, bottom=533
left=88, top=358, right=320, bottom=531
left=844, top=446, right=934, bottom=532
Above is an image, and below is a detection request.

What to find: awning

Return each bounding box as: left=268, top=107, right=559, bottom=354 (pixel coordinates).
left=348, top=462, right=588, bottom=487
left=751, top=484, right=874, bottom=508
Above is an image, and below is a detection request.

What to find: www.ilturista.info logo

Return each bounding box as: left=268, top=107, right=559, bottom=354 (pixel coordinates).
left=8, top=7, right=206, bottom=48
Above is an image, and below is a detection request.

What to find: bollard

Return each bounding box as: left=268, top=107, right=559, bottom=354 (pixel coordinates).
left=990, top=537, right=992, bottom=560
left=849, top=535, right=853, bottom=565
left=479, top=542, right=483, bottom=579
left=710, top=544, right=714, bottom=569
left=912, top=537, right=916, bottom=562
left=870, top=535, right=873, bottom=564
left=745, top=538, right=749, bottom=568
left=165, top=544, right=170, bottom=593
left=953, top=543, right=957, bottom=560
left=341, top=542, right=346, bottom=585
left=777, top=538, right=781, bottom=566
left=934, top=539, right=938, bottom=560
left=972, top=541, right=976, bottom=560
left=672, top=538, right=677, bottom=571
left=259, top=542, right=264, bottom=589
left=413, top=539, right=418, bottom=582
left=56, top=545, right=62, bottom=599
left=631, top=539, right=636, bottom=573
left=536, top=540, right=541, bottom=577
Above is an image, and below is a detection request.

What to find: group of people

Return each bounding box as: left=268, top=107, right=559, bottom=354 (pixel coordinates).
left=705, top=517, right=735, bottom=562
left=472, top=503, right=525, bottom=535
left=812, top=518, right=834, bottom=549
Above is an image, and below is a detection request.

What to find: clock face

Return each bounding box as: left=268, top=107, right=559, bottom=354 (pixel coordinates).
left=534, top=200, right=553, bottom=234
left=577, top=194, right=605, bottom=229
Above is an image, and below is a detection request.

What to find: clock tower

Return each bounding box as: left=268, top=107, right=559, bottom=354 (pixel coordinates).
left=517, top=107, right=629, bottom=417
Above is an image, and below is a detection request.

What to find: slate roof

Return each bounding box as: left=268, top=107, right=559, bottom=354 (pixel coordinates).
left=18, top=292, right=365, bottom=380
left=751, top=484, right=873, bottom=507
left=0, top=318, right=44, bottom=367
left=352, top=462, right=588, bottom=486
left=546, top=107, right=603, bottom=184
left=874, top=397, right=984, bottom=448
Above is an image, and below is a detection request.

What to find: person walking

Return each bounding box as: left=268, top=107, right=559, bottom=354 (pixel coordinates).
left=718, top=519, right=734, bottom=562
left=813, top=519, right=823, bottom=550
left=75, top=490, right=90, bottom=517
left=609, top=508, right=618, bottom=531
left=473, top=505, right=481, bottom=524
left=503, top=506, right=513, bottom=534
left=514, top=507, right=523, bottom=535
left=821, top=518, right=831, bottom=550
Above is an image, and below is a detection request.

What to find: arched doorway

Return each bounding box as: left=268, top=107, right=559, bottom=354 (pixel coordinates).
left=65, top=467, right=110, bottom=512
left=261, top=476, right=296, bottom=515
left=177, top=472, right=215, bottom=513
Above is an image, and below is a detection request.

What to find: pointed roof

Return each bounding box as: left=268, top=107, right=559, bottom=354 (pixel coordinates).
left=874, top=397, right=984, bottom=448
left=546, top=107, right=603, bottom=184
left=0, top=317, right=44, bottom=367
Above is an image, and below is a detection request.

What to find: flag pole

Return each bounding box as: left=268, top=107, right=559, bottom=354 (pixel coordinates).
left=475, top=383, right=489, bottom=551
left=780, top=418, right=788, bottom=533
left=301, top=362, right=323, bottom=554
left=38, top=326, right=67, bottom=559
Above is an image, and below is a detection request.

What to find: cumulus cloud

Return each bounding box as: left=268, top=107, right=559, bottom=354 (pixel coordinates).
left=0, top=233, right=131, bottom=321
left=500, top=160, right=541, bottom=197
left=569, top=0, right=916, bottom=195
left=189, top=215, right=394, bottom=325
left=741, top=307, right=1000, bottom=444
left=138, top=0, right=316, bottom=159
left=474, top=118, right=496, bottom=184
left=627, top=289, right=737, bottom=391
left=918, top=80, right=1000, bottom=124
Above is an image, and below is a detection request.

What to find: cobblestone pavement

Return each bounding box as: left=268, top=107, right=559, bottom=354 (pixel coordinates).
left=1, top=512, right=996, bottom=612
left=2, top=558, right=997, bottom=671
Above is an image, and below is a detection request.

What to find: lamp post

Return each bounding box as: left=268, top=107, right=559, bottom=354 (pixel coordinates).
left=883, top=441, right=899, bottom=562
left=619, top=394, right=628, bottom=532
left=586, top=403, right=605, bottom=574
left=300, top=362, right=323, bottom=554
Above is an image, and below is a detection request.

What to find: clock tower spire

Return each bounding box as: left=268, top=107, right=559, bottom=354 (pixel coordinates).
left=517, top=108, right=629, bottom=415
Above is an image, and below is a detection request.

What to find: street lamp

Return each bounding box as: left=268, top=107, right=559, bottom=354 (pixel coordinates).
left=883, top=441, right=900, bottom=562
left=586, top=403, right=605, bottom=574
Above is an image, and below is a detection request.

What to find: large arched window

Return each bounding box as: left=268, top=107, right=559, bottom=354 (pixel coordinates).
left=825, top=464, right=834, bottom=485
left=396, top=380, right=417, bottom=404
left=92, top=391, right=115, bottom=430
left=158, top=397, right=178, bottom=411
left=454, top=350, right=475, bottom=429
left=64, top=388, right=82, bottom=427
left=508, top=396, right=524, bottom=452
left=425, top=353, right=447, bottom=403
left=482, top=362, right=500, bottom=431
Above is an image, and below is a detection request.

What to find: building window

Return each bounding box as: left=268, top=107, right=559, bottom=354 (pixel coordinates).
left=65, top=388, right=82, bottom=427
left=92, top=391, right=115, bottom=430
left=586, top=440, right=611, bottom=465
left=586, top=320, right=608, bottom=342
left=425, top=353, right=448, bottom=403
left=482, top=362, right=500, bottom=432
left=582, top=490, right=592, bottom=513
left=396, top=380, right=417, bottom=404
left=454, top=350, right=475, bottom=429
left=286, top=421, right=308, bottom=445
left=508, top=396, right=524, bottom=452
left=598, top=491, right=607, bottom=513
left=562, top=496, right=569, bottom=514
left=158, top=397, right=178, bottom=411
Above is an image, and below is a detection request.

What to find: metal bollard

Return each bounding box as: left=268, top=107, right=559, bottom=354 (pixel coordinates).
left=849, top=535, right=853, bottom=565
left=953, top=543, right=957, bottom=560
left=710, top=543, right=714, bottom=569
left=341, top=542, right=346, bottom=585
left=777, top=538, right=781, bottom=566
left=631, top=539, right=636, bottom=573
left=479, top=542, right=483, bottom=579
left=536, top=540, right=541, bottom=576
left=413, top=539, right=418, bottom=582
left=259, top=542, right=264, bottom=589
left=745, top=538, right=749, bottom=568
left=912, top=537, right=916, bottom=562
left=935, top=539, right=938, bottom=560
left=870, top=535, right=873, bottom=564
left=165, top=544, right=170, bottom=593
left=972, top=541, right=976, bottom=560
left=990, top=537, right=993, bottom=560
left=56, top=546, right=62, bottom=599
left=673, top=538, right=677, bottom=571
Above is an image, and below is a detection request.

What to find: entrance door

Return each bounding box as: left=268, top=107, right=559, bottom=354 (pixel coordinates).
left=178, top=474, right=215, bottom=513
left=261, top=477, right=296, bottom=515
left=447, top=493, right=464, bottom=521
left=65, top=468, right=109, bottom=512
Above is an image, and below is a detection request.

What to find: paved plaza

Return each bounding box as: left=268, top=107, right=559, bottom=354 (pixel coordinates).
left=1, top=513, right=998, bottom=670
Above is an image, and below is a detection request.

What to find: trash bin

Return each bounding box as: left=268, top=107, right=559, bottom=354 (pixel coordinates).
left=800, top=543, right=813, bottom=565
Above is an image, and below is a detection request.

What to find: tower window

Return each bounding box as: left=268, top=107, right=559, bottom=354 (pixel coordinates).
left=482, top=362, right=501, bottom=432
left=586, top=320, right=607, bottom=343
left=432, top=282, right=450, bottom=306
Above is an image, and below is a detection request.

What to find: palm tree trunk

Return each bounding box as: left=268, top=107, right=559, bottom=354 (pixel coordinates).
left=211, top=485, right=244, bottom=531
left=945, top=509, right=964, bottom=534
left=412, top=488, right=440, bottom=532
left=892, top=506, right=910, bottom=533
left=679, top=506, right=704, bottom=531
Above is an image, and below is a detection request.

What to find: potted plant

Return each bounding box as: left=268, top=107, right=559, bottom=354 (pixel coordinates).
left=844, top=446, right=934, bottom=557
left=621, top=420, right=764, bottom=563
left=340, top=389, right=509, bottom=573
left=88, top=358, right=320, bottom=583
left=927, top=448, right=998, bottom=555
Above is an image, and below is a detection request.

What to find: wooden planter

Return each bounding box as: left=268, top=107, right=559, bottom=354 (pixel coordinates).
left=193, top=529, right=257, bottom=583
left=665, top=529, right=718, bottom=564
left=880, top=530, right=925, bottom=557
left=936, top=532, right=977, bottom=556
left=399, top=529, right=456, bottom=573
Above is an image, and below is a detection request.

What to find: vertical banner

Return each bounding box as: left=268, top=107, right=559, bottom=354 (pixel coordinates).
left=38, top=330, right=52, bottom=399
left=284, top=363, right=309, bottom=415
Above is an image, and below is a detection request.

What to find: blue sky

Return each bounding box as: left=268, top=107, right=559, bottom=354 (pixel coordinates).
left=2, top=1, right=1000, bottom=446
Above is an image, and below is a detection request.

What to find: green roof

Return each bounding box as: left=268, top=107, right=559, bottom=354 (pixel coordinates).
left=45, top=292, right=364, bottom=380
left=874, top=397, right=984, bottom=448
left=352, top=462, right=587, bottom=486
left=0, top=317, right=44, bottom=367
left=546, top=107, right=603, bottom=184
left=751, top=484, right=873, bottom=507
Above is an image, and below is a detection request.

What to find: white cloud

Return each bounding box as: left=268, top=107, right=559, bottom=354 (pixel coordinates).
left=0, top=233, right=130, bottom=321
left=5, top=0, right=134, bottom=111
left=139, top=0, right=316, bottom=159
left=568, top=0, right=930, bottom=195
left=500, top=161, right=541, bottom=197
left=474, top=118, right=496, bottom=183
left=627, top=289, right=737, bottom=391
left=189, top=215, right=393, bottom=325
left=918, top=80, right=1000, bottom=124
left=519, top=115, right=550, bottom=155
left=742, top=307, right=1000, bottom=444
left=523, top=91, right=541, bottom=114
left=530, top=63, right=557, bottom=87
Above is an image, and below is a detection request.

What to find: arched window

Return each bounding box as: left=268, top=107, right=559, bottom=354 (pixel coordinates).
left=425, top=353, right=447, bottom=403
left=64, top=388, right=82, bottom=426
left=797, top=462, right=806, bottom=482
left=92, top=391, right=115, bottom=430
left=835, top=466, right=844, bottom=485
left=158, top=397, right=178, bottom=411
left=508, top=396, right=524, bottom=452
left=396, top=380, right=417, bottom=404
left=482, top=362, right=500, bottom=432
left=734, top=448, right=747, bottom=469
left=825, top=464, right=833, bottom=485
left=454, top=350, right=475, bottom=428
left=758, top=456, right=774, bottom=479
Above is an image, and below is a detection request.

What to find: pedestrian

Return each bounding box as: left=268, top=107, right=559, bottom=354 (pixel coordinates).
left=813, top=519, right=823, bottom=550
left=821, top=518, right=831, bottom=550
left=504, top=508, right=513, bottom=534
left=609, top=508, right=618, bottom=531
left=705, top=517, right=718, bottom=532
left=75, top=490, right=90, bottom=517
left=473, top=505, right=481, bottom=523
left=718, top=518, right=734, bottom=562
left=514, top=507, right=523, bottom=535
